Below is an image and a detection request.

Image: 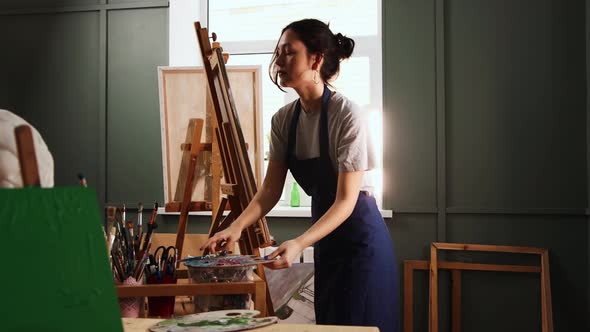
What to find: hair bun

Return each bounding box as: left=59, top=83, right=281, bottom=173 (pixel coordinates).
left=334, top=33, right=355, bottom=59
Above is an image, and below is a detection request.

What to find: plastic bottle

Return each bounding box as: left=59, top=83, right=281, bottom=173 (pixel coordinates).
left=290, top=182, right=300, bottom=207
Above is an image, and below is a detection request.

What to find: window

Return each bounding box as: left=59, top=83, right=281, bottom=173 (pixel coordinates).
left=169, top=0, right=383, bottom=208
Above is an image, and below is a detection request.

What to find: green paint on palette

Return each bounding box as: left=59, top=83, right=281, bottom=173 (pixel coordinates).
left=178, top=317, right=251, bottom=327
left=0, top=187, right=123, bottom=332
left=150, top=309, right=278, bottom=332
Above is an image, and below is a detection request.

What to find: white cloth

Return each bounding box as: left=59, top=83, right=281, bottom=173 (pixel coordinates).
left=0, top=109, right=54, bottom=187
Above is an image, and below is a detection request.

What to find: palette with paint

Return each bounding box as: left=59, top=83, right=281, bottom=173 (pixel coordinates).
left=181, top=254, right=278, bottom=268
left=149, top=309, right=278, bottom=332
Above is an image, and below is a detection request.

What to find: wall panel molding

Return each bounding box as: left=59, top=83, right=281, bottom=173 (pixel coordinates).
left=392, top=207, right=589, bottom=216
left=435, top=0, right=447, bottom=242
left=0, top=0, right=168, bottom=15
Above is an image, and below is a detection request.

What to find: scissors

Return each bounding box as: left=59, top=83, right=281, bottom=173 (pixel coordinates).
left=154, top=245, right=177, bottom=277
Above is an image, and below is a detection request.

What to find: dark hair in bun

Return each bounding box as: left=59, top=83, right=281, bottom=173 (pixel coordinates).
left=270, top=18, right=355, bottom=88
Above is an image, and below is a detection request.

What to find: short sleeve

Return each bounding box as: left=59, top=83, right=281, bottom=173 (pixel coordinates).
left=268, top=111, right=288, bottom=163
left=336, top=109, right=371, bottom=172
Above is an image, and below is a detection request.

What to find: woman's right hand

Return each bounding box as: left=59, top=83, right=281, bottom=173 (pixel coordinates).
left=199, top=223, right=243, bottom=254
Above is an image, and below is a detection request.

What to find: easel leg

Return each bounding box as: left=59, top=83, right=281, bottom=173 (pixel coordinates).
left=14, top=125, right=40, bottom=187
left=175, top=119, right=204, bottom=259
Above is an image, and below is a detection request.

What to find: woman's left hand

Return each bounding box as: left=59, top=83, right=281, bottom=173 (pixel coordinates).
left=266, top=239, right=304, bottom=269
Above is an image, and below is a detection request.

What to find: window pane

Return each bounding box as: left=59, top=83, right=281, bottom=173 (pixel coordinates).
left=168, top=1, right=383, bottom=207
left=210, top=0, right=379, bottom=43
left=331, top=57, right=371, bottom=107
left=227, top=54, right=381, bottom=206
left=226, top=55, right=372, bottom=155
left=226, top=54, right=297, bottom=158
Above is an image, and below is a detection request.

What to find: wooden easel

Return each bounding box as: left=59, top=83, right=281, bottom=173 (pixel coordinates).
left=168, top=22, right=275, bottom=316
left=14, top=125, right=41, bottom=187
left=118, top=33, right=272, bottom=318
left=194, top=23, right=274, bottom=254
left=165, top=118, right=217, bottom=213
left=196, top=21, right=275, bottom=316
left=116, top=115, right=269, bottom=315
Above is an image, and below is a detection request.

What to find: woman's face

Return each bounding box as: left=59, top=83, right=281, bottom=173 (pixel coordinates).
left=274, top=29, right=317, bottom=88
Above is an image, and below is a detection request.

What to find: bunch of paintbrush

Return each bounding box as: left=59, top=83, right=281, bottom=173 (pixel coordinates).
left=105, top=206, right=117, bottom=253
left=108, top=202, right=158, bottom=282
left=137, top=202, right=159, bottom=259
left=111, top=234, right=150, bottom=282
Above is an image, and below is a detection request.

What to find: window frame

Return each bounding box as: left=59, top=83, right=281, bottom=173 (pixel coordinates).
left=168, top=0, right=387, bottom=211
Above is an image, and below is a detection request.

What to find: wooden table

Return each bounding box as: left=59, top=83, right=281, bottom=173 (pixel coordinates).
left=122, top=318, right=379, bottom=332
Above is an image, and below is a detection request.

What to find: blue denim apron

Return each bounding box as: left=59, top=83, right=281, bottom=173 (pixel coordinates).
left=286, top=86, right=399, bottom=332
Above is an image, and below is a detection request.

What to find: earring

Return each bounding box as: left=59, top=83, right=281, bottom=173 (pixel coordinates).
left=312, top=70, right=320, bottom=84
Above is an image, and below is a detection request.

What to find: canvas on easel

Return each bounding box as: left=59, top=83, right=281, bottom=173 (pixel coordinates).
left=158, top=66, right=263, bottom=212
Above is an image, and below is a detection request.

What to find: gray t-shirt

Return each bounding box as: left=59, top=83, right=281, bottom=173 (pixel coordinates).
left=269, top=91, right=376, bottom=192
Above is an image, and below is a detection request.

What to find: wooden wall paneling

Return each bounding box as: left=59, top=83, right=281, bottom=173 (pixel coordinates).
left=107, top=7, right=168, bottom=204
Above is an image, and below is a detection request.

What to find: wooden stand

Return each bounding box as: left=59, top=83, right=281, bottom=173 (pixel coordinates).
left=194, top=21, right=275, bottom=316
left=119, top=32, right=275, bottom=317
left=164, top=118, right=216, bottom=213
left=120, top=23, right=275, bottom=318
left=116, top=119, right=270, bottom=316
left=403, top=242, right=554, bottom=332
left=116, top=271, right=268, bottom=316
left=116, top=233, right=269, bottom=316
left=194, top=22, right=273, bottom=252
left=14, top=125, right=40, bottom=187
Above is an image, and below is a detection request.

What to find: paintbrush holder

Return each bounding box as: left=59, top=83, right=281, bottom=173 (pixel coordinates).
left=117, top=276, right=143, bottom=317
left=186, top=265, right=255, bottom=312
left=146, top=274, right=177, bottom=318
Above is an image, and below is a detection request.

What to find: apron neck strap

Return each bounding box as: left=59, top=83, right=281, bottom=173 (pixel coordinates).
left=287, top=85, right=332, bottom=158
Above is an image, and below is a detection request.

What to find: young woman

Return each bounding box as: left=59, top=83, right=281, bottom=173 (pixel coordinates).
left=201, top=18, right=399, bottom=332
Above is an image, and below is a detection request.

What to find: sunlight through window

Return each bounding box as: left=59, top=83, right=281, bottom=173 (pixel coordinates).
left=169, top=0, right=383, bottom=207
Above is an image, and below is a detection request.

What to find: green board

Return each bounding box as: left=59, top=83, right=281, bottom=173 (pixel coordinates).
left=0, top=187, right=123, bottom=332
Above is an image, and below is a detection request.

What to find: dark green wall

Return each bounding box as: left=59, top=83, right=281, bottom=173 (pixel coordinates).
left=0, top=0, right=169, bottom=206
left=383, top=0, right=589, bottom=331
left=0, top=9, right=102, bottom=196
left=587, top=0, right=590, bottom=326
left=1, top=0, right=588, bottom=330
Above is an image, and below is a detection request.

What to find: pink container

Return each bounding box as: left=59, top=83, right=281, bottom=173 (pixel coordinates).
left=118, top=276, right=143, bottom=317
